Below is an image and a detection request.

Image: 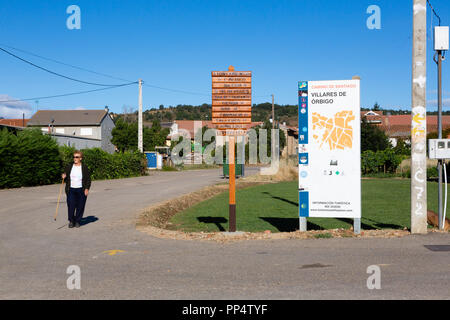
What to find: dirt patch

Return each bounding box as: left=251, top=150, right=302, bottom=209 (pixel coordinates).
left=136, top=225, right=421, bottom=243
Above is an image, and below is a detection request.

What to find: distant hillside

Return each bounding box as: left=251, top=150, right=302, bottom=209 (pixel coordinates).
left=137, top=103, right=299, bottom=127
left=112, top=104, right=447, bottom=127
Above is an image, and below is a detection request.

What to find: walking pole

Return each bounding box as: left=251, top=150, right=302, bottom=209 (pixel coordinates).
left=54, top=178, right=65, bottom=221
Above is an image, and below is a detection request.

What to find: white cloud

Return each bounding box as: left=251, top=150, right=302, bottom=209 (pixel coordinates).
left=0, top=95, right=33, bottom=119
left=427, top=97, right=450, bottom=108
left=75, top=106, right=86, bottom=110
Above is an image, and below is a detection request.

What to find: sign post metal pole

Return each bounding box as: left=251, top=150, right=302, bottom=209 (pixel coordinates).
left=211, top=66, right=252, bottom=233
left=229, top=135, right=236, bottom=232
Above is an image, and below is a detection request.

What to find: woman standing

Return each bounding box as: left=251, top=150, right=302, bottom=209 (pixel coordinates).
left=62, top=151, right=91, bottom=228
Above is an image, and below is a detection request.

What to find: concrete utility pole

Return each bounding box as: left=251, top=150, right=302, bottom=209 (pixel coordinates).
left=272, top=94, right=275, bottom=129
left=411, top=0, right=428, bottom=234
left=138, top=79, right=143, bottom=153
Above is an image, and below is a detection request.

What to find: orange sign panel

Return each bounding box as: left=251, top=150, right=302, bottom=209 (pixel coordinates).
left=211, top=71, right=251, bottom=77
left=212, top=95, right=251, bottom=100
left=212, top=106, right=252, bottom=112
left=217, top=124, right=250, bottom=129
left=212, top=101, right=251, bottom=106
left=212, top=118, right=252, bottom=124
left=212, top=83, right=252, bottom=88
left=212, top=66, right=252, bottom=135
left=212, top=112, right=252, bottom=118
left=212, top=89, right=251, bottom=94
left=212, top=77, right=252, bottom=83
left=216, top=129, right=248, bottom=136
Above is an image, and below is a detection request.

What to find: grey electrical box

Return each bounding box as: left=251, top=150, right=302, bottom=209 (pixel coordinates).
left=434, top=26, right=449, bottom=51
left=429, top=139, right=450, bottom=159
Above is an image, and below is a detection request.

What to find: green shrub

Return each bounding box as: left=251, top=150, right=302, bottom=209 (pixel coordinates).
left=0, top=129, right=147, bottom=189
left=0, top=128, right=61, bottom=188
left=59, top=145, right=77, bottom=169
left=81, top=148, right=146, bottom=180
left=361, top=149, right=402, bottom=175
left=427, top=167, right=438, bottom=178
left=162, top=165, right=178, bottom=171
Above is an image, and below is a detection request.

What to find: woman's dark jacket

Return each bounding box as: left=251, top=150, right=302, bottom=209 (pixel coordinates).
left=64, top=163, right=91, bottom=195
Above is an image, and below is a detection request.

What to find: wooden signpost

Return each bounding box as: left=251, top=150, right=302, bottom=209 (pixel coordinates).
left=211, top=66, right=252, bottom=232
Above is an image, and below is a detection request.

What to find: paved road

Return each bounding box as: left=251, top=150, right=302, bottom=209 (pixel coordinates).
left=0, top=169, right=449, bottom=300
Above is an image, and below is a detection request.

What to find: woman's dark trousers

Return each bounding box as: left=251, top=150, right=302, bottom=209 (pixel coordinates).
left=67, top=188, right=87, bottom=224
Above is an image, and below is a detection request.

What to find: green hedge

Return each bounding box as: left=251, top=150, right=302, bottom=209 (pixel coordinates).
left=0, top=129, right=61, bottom=188
left=60, top=146, right=147, bottom=180
left=0, top=129, right=147, bottom=189
left=361, top=149, right=402, bottom=174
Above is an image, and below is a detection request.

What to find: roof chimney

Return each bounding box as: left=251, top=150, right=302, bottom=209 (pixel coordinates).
left=105, top=106, right=109, bottom=113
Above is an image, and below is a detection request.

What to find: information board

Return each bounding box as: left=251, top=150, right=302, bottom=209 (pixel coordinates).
left=298, top=80, right=361, bottom=218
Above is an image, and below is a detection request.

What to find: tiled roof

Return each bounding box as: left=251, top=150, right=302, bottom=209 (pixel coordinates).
left=377, top=115, right=450, bottom=137
left=28, top=110, right=108, bottom=126
left=0, top=119, right=29, bottom=127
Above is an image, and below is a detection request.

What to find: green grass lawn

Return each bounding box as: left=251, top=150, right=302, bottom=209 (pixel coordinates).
left=170, top=179, right=448, bottom=233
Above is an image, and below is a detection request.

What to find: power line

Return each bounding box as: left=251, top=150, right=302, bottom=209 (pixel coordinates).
left=0, top=44, right=211, bottom=96
left=0, top=47, right=129, bottom=87
left=0, top=82, right=138, bottom=104
left=426, top=0, right=441, bottom=26
left=0, top=43, right=132, bottom=83
left=142, top=82, right=209, bottom=96
left=0, top=44, right=273, bottom=100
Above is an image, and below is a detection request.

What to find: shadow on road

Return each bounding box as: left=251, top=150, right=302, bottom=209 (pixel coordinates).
left=80, top=216, right=99, bottom=227
left=197, top=216, right=228, bottom=231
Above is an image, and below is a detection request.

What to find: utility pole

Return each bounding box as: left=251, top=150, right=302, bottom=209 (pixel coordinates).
left=138, top=79, right=143, bottom=153
left=411, top=0, right=428, bottom=234
left=433, top=25, right=449, bottom=230
left=271, top=94, right=275, bottom=129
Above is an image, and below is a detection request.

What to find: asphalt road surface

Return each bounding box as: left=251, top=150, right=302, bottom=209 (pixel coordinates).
left=0, top=169, right=449, bottom=300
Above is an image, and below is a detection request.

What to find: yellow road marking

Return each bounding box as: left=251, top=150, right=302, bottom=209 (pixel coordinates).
left=103, top=250, right=125, bottom=256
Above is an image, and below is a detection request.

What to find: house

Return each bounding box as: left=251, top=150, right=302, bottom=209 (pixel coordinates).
left=27, top=107, right=116, bottom=153
left=360, top=110, right=383, bottom=124
left=166, top=120, right=264, bottom=147
left=279, top=123, right=299, bottom=157
left=0, top=118, right=30, bottom=127
left=362, top=113, right=450, bottom=147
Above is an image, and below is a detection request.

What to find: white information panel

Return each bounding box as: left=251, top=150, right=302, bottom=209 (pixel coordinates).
left=298, top=80, right=361, bottom=218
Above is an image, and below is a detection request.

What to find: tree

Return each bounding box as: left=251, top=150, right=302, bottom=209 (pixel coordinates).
left=361, top=117, right=390, bottom=152
left=111, top=118, right=138, bottom=152
left=144, top=120, right=170, bottom=151
left=393, top=138, right=411, bottom=156
left=373, top=102, right=381, bottom=111
left=240, top=121, right=286, bottom=163
left=112, top=119, right=169, bottom=152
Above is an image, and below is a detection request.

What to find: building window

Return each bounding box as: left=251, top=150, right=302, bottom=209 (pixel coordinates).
left=55, top=128, right=65, bottom=134
left=80, top=128, right=93, bottom=136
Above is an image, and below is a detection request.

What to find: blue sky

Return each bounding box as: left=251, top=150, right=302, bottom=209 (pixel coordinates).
left=0, top=0, right=449, bottom=118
